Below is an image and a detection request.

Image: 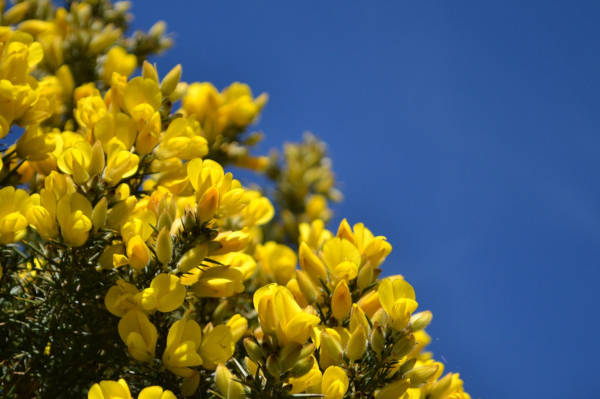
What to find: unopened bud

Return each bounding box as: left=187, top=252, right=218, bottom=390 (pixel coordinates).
left=349, top=304, right=370, bottom=335
left=289, top=355, right=315, bottom=378
left=149, top=20, right=167, bottom=37
left=92, top=197, right=108, bottom=232
left=296, top=270, right=319, bottom=304
left=371, top=308, right=389, bottom=327
left=226, top=314, right=247, bottom=343
left=320, top=331, right=343, bottom=365
left=243, top=338, right=264, bottom=363
left=211, top=299, right=230, bottom=323
left=142, top=60, right=159, bottom=83
left=161, top=64, right=182, bottom=96
left=392, top=333, right=416, bottom=359
left=299, top=343, right=315, bottom=360
left=397, top=358, right=417, bottom=377
left=279, top=343, right=302, bottom=371
left=357, top=264, right=375, bottom=290
left=181, top=371, right=200, bottom=397
left=177, top=244, right=208, bottom=273
left=346, top=326, right=367, bottom=362
left=169, top=82, right=188, bottom=102
left=298, top=242, right=327, bottom=282
left=405, top=364, right=440, bottom=387
left=155, top=227, right=173, bottom=265
left=89, top=141, right=105, bottom=178
left=428, top=373, right=453, bottom=399
left=265, top=354, right=281, bottom=378
left=156, top=212, right=173, bottom=232
left=370, top=326, right=386, bottom=355
left=410, top=310, right=433, bottom=332
left=331, top=280, right=352, bottom=323
left=196, top=187, right=219, bottom=222
left=4, top=2, right=30, bottom=24
left=376, top=379, right=409, bottom=399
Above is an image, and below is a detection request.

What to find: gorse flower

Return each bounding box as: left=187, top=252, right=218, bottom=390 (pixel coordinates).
left=0, top=1, right=472, bottom=399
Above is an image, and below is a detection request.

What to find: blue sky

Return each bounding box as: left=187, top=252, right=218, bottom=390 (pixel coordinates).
left=132, top=2, right=600, bottom=397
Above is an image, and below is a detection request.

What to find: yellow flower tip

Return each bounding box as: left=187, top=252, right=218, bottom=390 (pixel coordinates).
left=321, top=366, right=349, bottom=399
left=331, top=280, right=352, bottom=323
left=138, top=386, right=177, bottom=399
left=87, top=379, right=132, bottom=399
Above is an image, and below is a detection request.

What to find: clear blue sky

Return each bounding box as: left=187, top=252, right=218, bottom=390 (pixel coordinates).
left=132, top=2, right=600, bottom=397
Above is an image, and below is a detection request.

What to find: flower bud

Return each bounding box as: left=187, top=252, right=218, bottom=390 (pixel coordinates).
left=392, top=333, right=416, bottom=359
left=196, top=187, right=219, bottom=222
left=349, top=304, right=370, bottom=335
left=357, top=264, right=375, bottom=290
left=215, top=364, right=245, bottom=399
left=88, top=141, right=105, bottom=178
left=370, top=326, right=386, bottom=355
left=155, top=227, right=173, bottom=265
left=279, top=343, right=302, bottom=371
left=320, top=330, right=343, bottom=366
left=296, top=270, right=319, bottom=304
left=177, top=244, right=208, bottom=273
left=410, top=310, right=433, bottom=332
left=289, top=355, right=315, bottom=378
left=161, top=64, right=182, bottom=96
left=92, top=197, right=108, bottom=232
left=142, top=60, right=159, bottom=83
left=405, top=364, right=440, bottom=387
left=428, top=373, right=454, bottom=399
left=346, top=326, right=367, bottom=362
left=226, top=314, right=248, bottom=343
left=331, top=280, right=352, bottom=323
left=298, top=242, right=327, bottom=283
left=376, top=379, right=409, bottom=399
left=266, top=354, right=281, bottom=378
left=243, top=338, right=264, bottom=363
left=127, top=235, right=150, bottom=270
left=4, top=2, right=30, bottom=24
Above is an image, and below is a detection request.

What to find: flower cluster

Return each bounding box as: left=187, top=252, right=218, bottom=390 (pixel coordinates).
left=0, top=1, right=471, bottom=399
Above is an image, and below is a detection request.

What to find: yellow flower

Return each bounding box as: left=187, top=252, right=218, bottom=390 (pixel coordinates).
left=139, top=273, right=186, bottom=313
left=253, top=284, right=320, bottom=346
left=321, top=366, right=349, bottom=399
left=56, top=192, right=92, bottom=247
left=74, top=95, right=107, bottom=131
left=162, top=318, right=203, bottom=377
left=105, top=279, right=141, bottom=317
left=155, top=117, right=208, bottom=160
left=88, top=379, right=132, bottom=399
left=57, top=141, right=93, bottom=184
left=0, top=186, right=31, bottom=244
left=191, top=266, right=245, bottom=298
left=289, top=356, right=322, bottom=394
left=331, top=280, right=352, bottom=323
left=215, top=363, right=245, bottom=399
left=102, top=46, right=137, bottom=84
left=321, top=237, right=361, bottom=283
left=242, top=196, right=275, bottom=226
left=182, top=82, right=222, bottom=124
left=126, top=235, right=151, bottom=270
left=118, top=310, right=157, bottom=362
left=16, top=125, right=56, bottom=161
left=103, top=150, right=139, bottom=186
left=123, top=77, right=162, bottom=114
left=200, top=324, right=235, bottom=369
left=337, top=218, right=392, bottom=268
left=138, top=387, right=177, bottom=399
left=255, top=241, right=297, bottom=284
left=377, top=278, right=419, bottom=331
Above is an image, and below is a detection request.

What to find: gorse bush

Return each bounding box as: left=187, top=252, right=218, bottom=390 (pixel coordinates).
left=0, top=1, right=472, bottom=398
